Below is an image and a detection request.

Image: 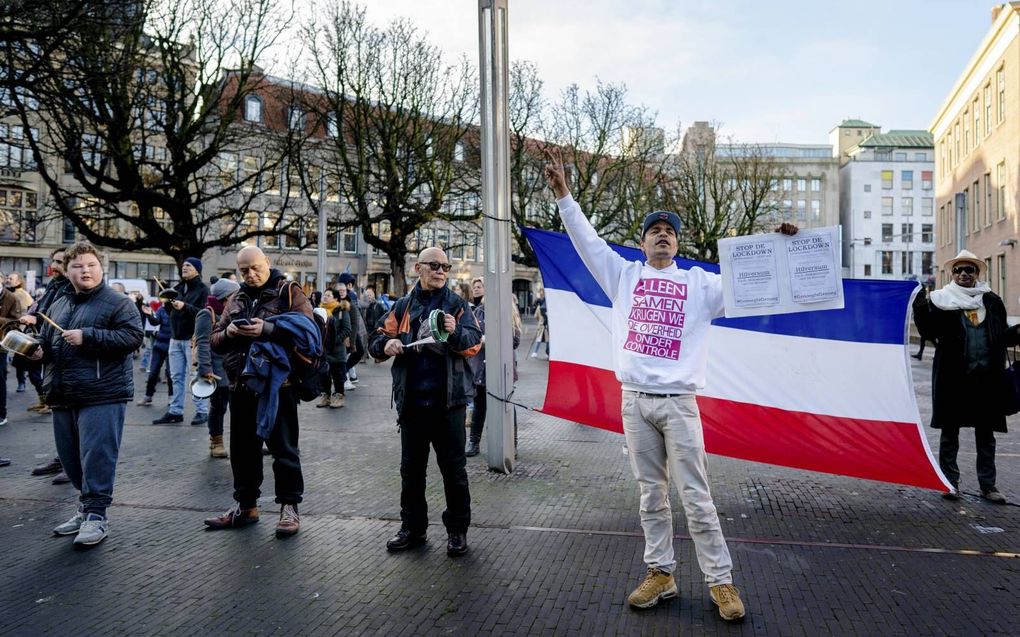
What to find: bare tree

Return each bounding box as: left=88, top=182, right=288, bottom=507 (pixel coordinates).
left=297, top=1, right=478, bottom=295
left=663, top=130, right=781, bottom=262
left=506, top=60, right=549, bottom=266
left=4, top=0, right=306, bottom=266
left=545, top=80, right=673, bottom=247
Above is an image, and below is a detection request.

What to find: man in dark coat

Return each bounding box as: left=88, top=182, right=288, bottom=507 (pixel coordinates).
left=21, top=248, right=73, bottom=480
left=30, top=241, right=144, bottom=546
left=154, top=256, right=209, bottom=425
left=204, top=246, right=313, bottom=538
left=913, top=249, right=1020, bottom=504
left=369, top=246, right=482, bottom=556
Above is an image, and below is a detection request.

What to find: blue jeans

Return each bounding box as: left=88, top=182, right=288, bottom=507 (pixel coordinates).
left=168, top=338, right=208, bottom=417
left=53, top=402, right=127, bottom=516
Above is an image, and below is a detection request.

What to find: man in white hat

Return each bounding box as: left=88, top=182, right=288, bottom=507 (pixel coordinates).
left=913, top=249, right=1020, bottom=504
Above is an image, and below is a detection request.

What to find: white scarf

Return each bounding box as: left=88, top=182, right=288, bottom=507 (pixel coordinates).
left=929, top=281, right=989, bottom=322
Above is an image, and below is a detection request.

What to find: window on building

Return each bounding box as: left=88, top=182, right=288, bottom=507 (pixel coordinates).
left=864, top=264, right=872, bottom=276
left=972, top=100, right=980, bottom=148
left=288, top=107, right=304, bottom=131
left=797, top=178, right=806, bottom=192
left=882, top=197, right=894, bottom=215
left=454, top=141, right=465, bottom=163
left=939, top=141, right=946, bottom=177
left=998, top=254, right=1007, bottom=297
left=882, top=223, right=893, bottom=242
left=921, top=224, right=933, bottom=243
left=973, top=180, right=981, bottom=227
left=895, top=152, right=907, bottom=161
left=0, top=188, right=37, bottom=242
left=922, top=251, right=934, bottom=274
left=964, top=187, right=973, bottom=232
left=244, top=96, right=262, bottom=123
left=901, top=170, right=913, bottom=190
left=997, top=65, right=1005, bottom=123
left=984, top=83, right=993, bottom=135
left=901, top=223, right=913, bottom=243
left=783, top=178, right=792, bottom=191
left=921, top=197, right=933, bottom=216
left=863, top=210, right=872, bottom=219
left=341, top=228, right=357, bottom=253
left=796, top=200, right=806, bottom=220
left=901, top=197, right=913, bottom=217
left=881, top=170, right=893, bottom=189
left=464, top=232, right=476, bottom=260
left=963, top=111, right=970, bottom=151
left=326, top=114, right=338, bottom=138
left=915, top=152, right=927, bottom=161
left=984, top=172, right=992, bottom=225
left=782, top=199, right=792, bottom=217
left=921, top=170, right=932, bottom=190
left=881, top=251, right=893, bottom=275
left=902, top=251, right=913, bottom=274
left=954, top=122, right=960, bottom=160
left=997, top=161, right=1006, bottom=220
left=811, top=200, right=820, bottom=220
left=863, top=237, right=872, bottom=245
left=864, top=184, right=871, bottom=192
left=811, top=178, right=820, bottom=192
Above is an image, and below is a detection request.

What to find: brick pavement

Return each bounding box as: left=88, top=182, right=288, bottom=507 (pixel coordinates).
left=0, top=324, right=1018, bottom=636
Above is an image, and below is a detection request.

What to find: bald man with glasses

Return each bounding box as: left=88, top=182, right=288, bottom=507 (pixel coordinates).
left=369, top=247, right=482, bottom=556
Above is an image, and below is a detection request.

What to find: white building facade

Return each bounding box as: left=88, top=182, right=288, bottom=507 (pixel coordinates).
left=838, top=130, right=936, bottom=280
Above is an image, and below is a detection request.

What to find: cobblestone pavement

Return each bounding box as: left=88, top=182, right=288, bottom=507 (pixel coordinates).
left=1, top=324, right=1018, bottom=636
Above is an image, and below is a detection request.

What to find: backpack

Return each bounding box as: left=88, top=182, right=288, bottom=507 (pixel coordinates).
left=280, top=281, right=329, bottom=402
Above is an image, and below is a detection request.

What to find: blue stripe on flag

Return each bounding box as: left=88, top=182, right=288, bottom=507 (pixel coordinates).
left=523, top=227, right=917, bottom=346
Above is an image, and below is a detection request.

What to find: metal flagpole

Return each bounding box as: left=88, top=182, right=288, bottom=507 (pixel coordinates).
left=478, top=0, right=514, bottom=473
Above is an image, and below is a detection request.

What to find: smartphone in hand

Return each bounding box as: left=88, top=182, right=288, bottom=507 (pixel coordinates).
left=231, top=318, right=253, bottom=327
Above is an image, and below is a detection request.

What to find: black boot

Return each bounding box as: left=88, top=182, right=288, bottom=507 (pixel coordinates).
left=465, top=439, right=480, bottom=457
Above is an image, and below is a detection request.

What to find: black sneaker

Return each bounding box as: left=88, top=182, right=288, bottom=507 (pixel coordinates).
left=153, top=412, right=184, bottom=425
left=446, top=531, right=468, bottom=556
left=465, top=440, right=480, bottom=457
left=386, top=528, right=427, bottom=552
left=191, top=414, right=209, bottom=426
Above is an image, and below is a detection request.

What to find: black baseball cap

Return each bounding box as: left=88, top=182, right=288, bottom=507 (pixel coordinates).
left=641, top=211, right=682, bottom=239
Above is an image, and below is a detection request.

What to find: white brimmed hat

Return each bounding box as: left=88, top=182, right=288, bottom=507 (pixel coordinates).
left=944, top=249, right=985, bottom=277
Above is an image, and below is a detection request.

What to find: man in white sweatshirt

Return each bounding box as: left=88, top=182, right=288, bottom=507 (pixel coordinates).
left=544, top=149, right=796, bottom=621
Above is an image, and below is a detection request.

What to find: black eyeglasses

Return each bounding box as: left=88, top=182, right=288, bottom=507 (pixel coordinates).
left=418, top=261, right=452, bottom=272
left=953, top=265, right=977, bottom=275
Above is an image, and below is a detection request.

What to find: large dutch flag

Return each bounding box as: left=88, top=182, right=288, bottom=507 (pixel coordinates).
left=524, top=227, right=952, bottom=491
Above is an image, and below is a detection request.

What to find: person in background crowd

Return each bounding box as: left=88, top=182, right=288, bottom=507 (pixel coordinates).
left=369, top=247, right=482, bottom=557
left=465, top=278, right=522, bottom=457
left=337, top=284, right=363, bottom=391
left=455, top=282, right=473, bottom=306
left=308, top=290, right=322, bottom=309
left=194, top=278, right=240, bottom=457
left=530, top=288, right=549, bottom=359
left=362, top=286, right=386, bottom=333
left=31, top=240, right=144, bottom=547
left=154, top=257, right=209, bottom=425
left=205, top=246, right=313, bottom=537
left=913, top=250, right=1019, bottom=504
left=140, top=297, right=160, bottom=371
left=339, top=273, right=366, bottom=385
left=221, top=272, right=237, bottom=282
left=317, top=289, right=351, bottom=409
left=21, top=248, right=72, bottom=481
left=6, top=272, right=34, bottom=393
left=0, top=271, right=23, bottom=428
left=136, top=304, right=174, bottom=407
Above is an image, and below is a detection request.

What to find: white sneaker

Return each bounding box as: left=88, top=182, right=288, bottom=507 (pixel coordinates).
left=344, top=379, right=356, bottom=391
left=53, top=505, right=85, bottom=536
left=73, top=513, right=109, bottom=546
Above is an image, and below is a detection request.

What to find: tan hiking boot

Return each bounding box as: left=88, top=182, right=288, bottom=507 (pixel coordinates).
left=709, top=584, right=746, bottom=622
left=26, top=401, right=46, bottom=412
left=315, top=393, right=331, bottom=408
left=209, top=435, right=227, bottom=458
left=627, top=567, right=677, bottom=609
left=330, top=392, right=345, bottom=408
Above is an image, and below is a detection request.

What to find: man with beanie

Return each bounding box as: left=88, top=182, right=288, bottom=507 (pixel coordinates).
left=154, top=257, right=209, bottom=425
left=543, top=149, right=799, bottom=621
left=194, top=277, right=239, bottom=457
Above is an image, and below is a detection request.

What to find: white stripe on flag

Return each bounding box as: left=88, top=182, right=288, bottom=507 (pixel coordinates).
left=546, top=288, right=919, bottom=424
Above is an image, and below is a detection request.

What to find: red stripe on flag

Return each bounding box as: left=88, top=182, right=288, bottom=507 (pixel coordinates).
left=542, top=360, right=947, bottom=491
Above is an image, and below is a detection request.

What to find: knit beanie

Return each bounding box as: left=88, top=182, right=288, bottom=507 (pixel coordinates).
left=184, top=257, right=203, bottom=274
left=210, top=278, right=240, bottom=300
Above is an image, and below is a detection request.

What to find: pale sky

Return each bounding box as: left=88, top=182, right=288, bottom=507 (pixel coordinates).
left=331, top=0, right=995, bottom=144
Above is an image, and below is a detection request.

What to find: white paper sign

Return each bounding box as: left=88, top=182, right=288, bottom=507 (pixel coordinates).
left=718, top=226, right=844, bottom=318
